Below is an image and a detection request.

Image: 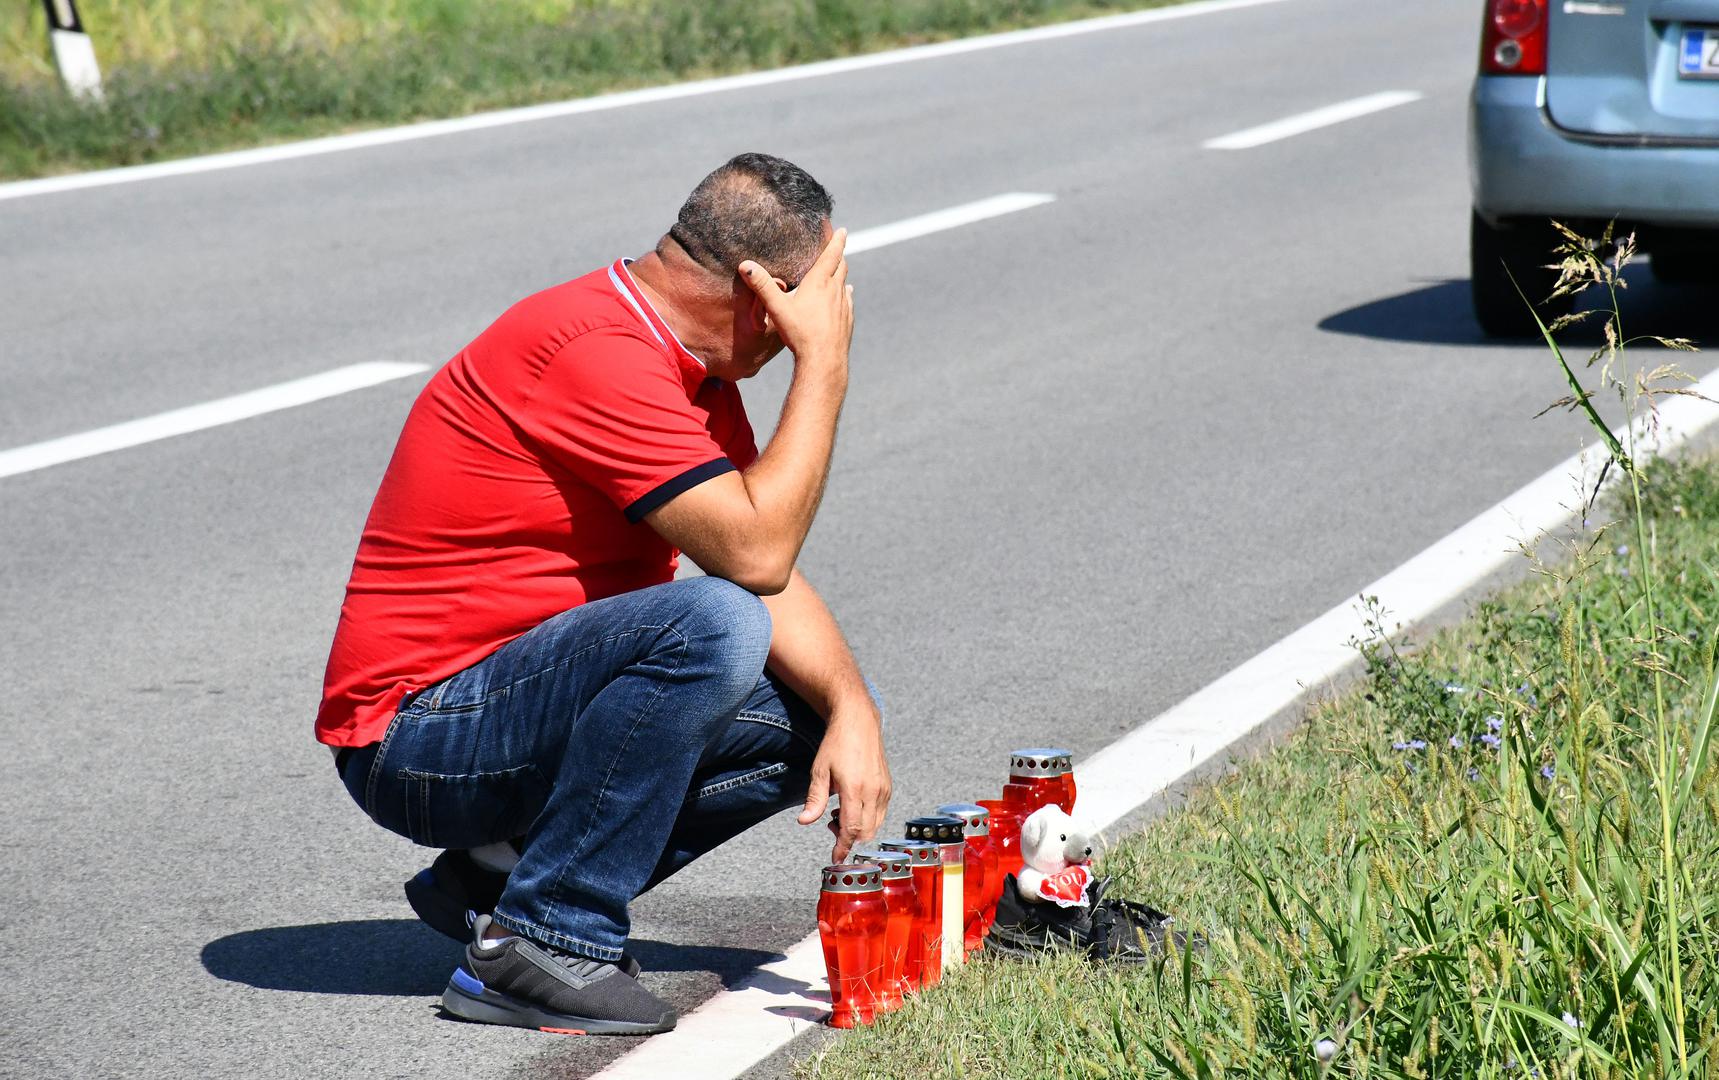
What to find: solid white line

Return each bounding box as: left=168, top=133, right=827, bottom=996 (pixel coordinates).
left=0, top=0, right=1296, bottom=205
left=1202, top=89, right=1424, bottom=150
left=844, top=193, right=1055, bottom=255
left=0, top=361, right=428, bottom=479
left=600, top=375, right=1719, bottom=1080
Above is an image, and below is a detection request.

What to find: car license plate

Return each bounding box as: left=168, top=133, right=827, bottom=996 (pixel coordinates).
left=1679, top=28, right=1719, bottom=79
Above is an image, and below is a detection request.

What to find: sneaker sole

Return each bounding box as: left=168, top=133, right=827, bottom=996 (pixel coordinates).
left=404, top=868, right=474, bottom=943
left=441, top=970, right=676, bottom=1036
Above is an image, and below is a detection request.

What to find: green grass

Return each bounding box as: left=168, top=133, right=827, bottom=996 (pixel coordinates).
left=0, top=0, right=1191, bottom=179
left=801, top=235, right=1719, bottom=1078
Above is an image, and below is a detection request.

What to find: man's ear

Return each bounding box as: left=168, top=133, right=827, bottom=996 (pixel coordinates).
left=750, top=291, right=773, bottom=334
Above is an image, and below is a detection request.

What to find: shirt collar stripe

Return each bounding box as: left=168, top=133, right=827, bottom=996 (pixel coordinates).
left=611, top=258, right=707, bottom=369
left=607, top=265, right=667, bottom=349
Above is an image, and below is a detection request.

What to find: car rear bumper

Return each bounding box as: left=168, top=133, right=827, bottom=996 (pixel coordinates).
left=1469, top=75, right=1719, bottom=228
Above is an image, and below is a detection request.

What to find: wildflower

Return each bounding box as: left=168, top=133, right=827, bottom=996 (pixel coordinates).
left=1389, top=739, right=1428, bottom=751
left=1616, top=544, right=1629, bottom=556
left=1563, top=1011, right=1581, bottom=1028
left=1541, top=764, right=1556, bottom=780
left=1486, top=715, right=1503, bottom=731
left=1314, top=1039, right=1337, bottom=1062
left=1481, top=732, right=1502, bottom=749
left=1442, top=681, right=1468, bottom=695
left=1449, top=734, right=1466, bottom=748
left=1467, top=767, right=1481, bottom=781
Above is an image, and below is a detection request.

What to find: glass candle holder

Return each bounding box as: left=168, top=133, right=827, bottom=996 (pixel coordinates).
left=1008, top=748, right=1072, bottom=816
left=876, top=838, right=941, bottom=989
left=974, top=797, right=1022, bottom=911
left=818, top=863, right=887, bottom=1028
left=849, top=846, right=914, bottom=1010
left=935, top=803, right=996, bottom=954
left=904, top=814, right=966, bottom=974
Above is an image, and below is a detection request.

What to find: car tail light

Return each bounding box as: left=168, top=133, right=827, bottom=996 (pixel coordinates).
left=1480, top=0, right=1547, bottom=75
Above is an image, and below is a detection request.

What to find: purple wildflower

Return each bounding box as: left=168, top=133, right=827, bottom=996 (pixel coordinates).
left=1481, top=732, right=1502, bottom=749
left=1616, top=545, right=1629, bottom=557
left=1541, top=764, right=1557, bottom=780
left=1449, top=734, right=1466, bottom=748
left=1467, top=767, right=1482, bottom=781
left=1487, top=715, right=1504, bottom=731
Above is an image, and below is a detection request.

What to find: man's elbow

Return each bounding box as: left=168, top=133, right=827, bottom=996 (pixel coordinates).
left=714, top=549, right=793, bottom=596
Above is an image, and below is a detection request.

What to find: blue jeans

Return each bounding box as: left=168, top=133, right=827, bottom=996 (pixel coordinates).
left=338, top=577, right=842, bottom=962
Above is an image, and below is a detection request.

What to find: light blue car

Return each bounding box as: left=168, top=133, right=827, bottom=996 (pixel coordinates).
left=1468, top=0, right=1719, bottom=335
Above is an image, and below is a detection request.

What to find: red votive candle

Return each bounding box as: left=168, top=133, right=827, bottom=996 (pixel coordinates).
left=818, top=862, right=887, bottom=1028
left=850, top=846, right=914, bottom=1010
left=975, top=797, right=1022, bottom=907
left=877, top=837, right=942, bottom=989
left=1056, top=752, right=1077, bottom=812
left=905, top=815, right=967, bottom=976
left=1008, top=748, right=1072, bottom=816
left=936, top=802, right=997, bottom=954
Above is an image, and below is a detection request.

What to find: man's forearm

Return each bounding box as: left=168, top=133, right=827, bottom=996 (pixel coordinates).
left=759, top=568, right=870, bottom=721
left=738, top=361, right=846, bottom=575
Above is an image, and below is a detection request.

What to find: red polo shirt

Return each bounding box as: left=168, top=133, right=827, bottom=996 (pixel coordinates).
left=316, top=259, right=757, bottom=747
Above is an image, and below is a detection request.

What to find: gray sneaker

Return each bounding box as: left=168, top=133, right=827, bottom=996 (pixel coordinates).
left=441, top=916, right=677, bottom=1035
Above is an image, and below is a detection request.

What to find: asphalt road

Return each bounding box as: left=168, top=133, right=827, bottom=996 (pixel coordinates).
left=4, top=1, right=1717, bottom=1077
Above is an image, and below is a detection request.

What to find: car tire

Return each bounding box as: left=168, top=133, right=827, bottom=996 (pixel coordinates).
left=1470, top=211, right=1571, bottom=338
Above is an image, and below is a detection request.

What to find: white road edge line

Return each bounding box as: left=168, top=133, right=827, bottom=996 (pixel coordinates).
left=0, top=361, right=429, bottom=479
left=597, top=375, right=1719, bottom=1080
left=1202, top=89, right=1424, bottom=150
left=0, top=194, right=1053, bottom=480
left=0, top=0, right=1296, bottom=205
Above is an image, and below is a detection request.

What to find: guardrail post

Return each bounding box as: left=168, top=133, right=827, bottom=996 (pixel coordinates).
left=41, top=0, right=104, bottom=103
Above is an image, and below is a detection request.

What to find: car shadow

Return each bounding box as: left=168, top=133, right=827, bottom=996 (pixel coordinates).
left=202, top=919, right=787, bottom=996
left=1319, top=270, right=1718, bottom=349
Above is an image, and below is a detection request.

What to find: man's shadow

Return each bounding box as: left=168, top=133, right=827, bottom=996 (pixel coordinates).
left=201, top=919, right=783, bottom=996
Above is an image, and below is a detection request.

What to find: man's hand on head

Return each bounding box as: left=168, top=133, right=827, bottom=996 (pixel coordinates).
left=796, top=693, right=890, bottom=862
left=738, top=228, right=854, bottom=371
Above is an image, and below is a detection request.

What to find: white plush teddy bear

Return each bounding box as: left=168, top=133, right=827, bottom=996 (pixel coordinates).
left=1016, top=805, right=1096, bottom=908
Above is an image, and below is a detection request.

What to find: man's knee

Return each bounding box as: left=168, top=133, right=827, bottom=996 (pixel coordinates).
left=675, top=576, right=772, bottom=685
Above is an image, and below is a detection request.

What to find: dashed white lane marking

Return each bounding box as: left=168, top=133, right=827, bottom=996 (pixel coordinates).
left=0, top=361, right=428, bottom=479
left=599, top=374, right=1719, bottom=1079
left=1202, top=89, right=1424, bottom=150
left=2, top=193, right=1053, bottom=482
left=0, top=0, right=1295, bottom=204
left=843, top=193, right=1055, bottom=255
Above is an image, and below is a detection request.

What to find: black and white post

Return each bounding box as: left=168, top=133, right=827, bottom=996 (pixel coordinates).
left=41, top=0, right=104, bottom=103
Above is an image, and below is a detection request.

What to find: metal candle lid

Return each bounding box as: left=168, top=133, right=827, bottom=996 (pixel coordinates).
left=934, top=802, right=990, bottom=837
left=875, top=838, right=939, bottom=866
left=1009, top=748, right=1073, bottom=778
left=821, top=862, right=883, bottom=893
left=849, top=846, right=912, bottom=879
left=904, top=814, right=966, bottom=847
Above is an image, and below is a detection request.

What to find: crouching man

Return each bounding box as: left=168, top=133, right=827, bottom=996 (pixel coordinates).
left=315, top=153, right=890, bottom=1035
